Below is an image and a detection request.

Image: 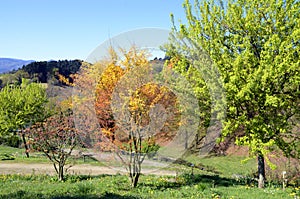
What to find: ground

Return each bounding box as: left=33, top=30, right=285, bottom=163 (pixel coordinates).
left=0, top=162, right=176, bottom=176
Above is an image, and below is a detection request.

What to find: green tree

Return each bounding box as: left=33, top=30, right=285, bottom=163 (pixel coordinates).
left=166, top=0, right=299, bottom=188
left=0, top=79, right=48, bottom=157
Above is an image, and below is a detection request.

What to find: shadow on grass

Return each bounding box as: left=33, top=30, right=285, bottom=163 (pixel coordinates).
left=51, top=192, right=140, bottom=199
left=63, top=174, right=113, bottom=182
left=0, top=190, right=139, bottom=199
left=99, top=192, right=140, bottom=199
left=173, top=158, right=220, bottom=174
left=183, top=173, right=243, bottom=187
left=141, top=173, right=246, bottom=190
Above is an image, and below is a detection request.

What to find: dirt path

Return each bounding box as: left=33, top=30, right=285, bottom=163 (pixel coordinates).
left=0, top=162, right=176, bottom=176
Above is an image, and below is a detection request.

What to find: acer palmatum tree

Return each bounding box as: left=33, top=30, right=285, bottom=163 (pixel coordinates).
left=29, top=109, right=82, bottom=181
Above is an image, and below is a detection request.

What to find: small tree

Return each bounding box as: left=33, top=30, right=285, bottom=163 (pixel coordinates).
left=114, top=83, right=174, bottom=187
left=29, top=109, right=82, bottom=181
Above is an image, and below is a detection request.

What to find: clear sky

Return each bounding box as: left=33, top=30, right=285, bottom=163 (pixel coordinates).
left=0, top=0, right=187, bottom=61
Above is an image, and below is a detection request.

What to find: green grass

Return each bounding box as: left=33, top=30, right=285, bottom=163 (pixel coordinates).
left=0, top=145, right=52, bottom=163
left=183, top=155, right=257, bottom=178
left=0, top=173, right=298, bottom=199
left=1, top=145, right=299, bottom=198
left=0, top=145, right=103, bottom=165
left=0, top=145, right=24, bottom=155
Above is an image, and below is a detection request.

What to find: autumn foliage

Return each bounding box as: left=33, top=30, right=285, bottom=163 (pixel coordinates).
left=71, top=46, right=182, bottom=187
left=92, top=47, right=180, bottom=150
left=29, top=109, right=82, bottom=181
left=95, top=63, right=124, bottom=141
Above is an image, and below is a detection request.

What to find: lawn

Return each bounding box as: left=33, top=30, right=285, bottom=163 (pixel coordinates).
left=184, top=154, right=257, bottom=178
left=0, top=145, right=103, bottom=165
left=0, top=173, right=298, bottom=199
left=0, top=145, right=299, bottom=198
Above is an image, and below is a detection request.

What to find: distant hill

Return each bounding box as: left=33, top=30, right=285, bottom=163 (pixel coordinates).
left=0, top=59, right=83, bottom=88
left=21, top=59, right=83, bottom=83
left=0, top=58, right=34, bottom=74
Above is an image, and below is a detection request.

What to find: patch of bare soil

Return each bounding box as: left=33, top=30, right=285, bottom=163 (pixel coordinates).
left=225, top=145, right=249, bottom=156
left=0, top=162, right=176, bottom=176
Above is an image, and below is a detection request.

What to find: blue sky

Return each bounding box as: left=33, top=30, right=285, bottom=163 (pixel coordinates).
left=0, top=0, right=187, bottom=61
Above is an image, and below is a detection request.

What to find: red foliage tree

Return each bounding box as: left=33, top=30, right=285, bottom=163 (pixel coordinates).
left=29, top=110, right=82, bottom=181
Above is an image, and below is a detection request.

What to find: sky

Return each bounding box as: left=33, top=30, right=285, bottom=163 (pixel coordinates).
left=0, top=0, right=187, bottom=61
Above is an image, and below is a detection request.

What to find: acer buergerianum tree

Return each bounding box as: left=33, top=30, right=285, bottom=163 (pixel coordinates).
left=0, top=79, right=48, bottom=157
left=98, top=47, right=169, bottom=187
left=166, top=0, right=300, bottom=188
left=113, top=71, right=180, bottom=187
left=73, top=47, right=183, bottom=188
left=95, top=61, right=125, bottom=142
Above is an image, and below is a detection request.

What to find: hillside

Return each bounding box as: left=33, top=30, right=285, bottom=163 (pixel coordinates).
left=0, top=58, right=34, bottom=74
left=21, top=59, right=83, bottom=83
left=0, top=59, right=83, bottom=88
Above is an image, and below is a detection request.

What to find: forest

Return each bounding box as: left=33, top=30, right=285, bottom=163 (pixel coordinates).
left=0, top=59, right=82, bottom=88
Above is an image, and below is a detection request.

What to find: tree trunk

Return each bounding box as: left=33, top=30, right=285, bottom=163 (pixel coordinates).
left=258, top=154, right=265, bottom=188
left=21, top=132, right=30, bottom=158
left=131, top=173, right=140, bottom=188
left=58, top=163, right=64, bottom=181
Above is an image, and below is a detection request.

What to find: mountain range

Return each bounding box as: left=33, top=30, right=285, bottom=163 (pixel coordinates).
left=0, top=58, right=35, bottom=74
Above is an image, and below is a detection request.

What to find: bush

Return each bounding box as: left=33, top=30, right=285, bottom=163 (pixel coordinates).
left=0, top=135, right=21, bottom=147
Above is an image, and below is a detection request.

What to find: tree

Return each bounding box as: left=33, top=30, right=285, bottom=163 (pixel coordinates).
left=0, top=79, right=48, bottom=157
left=113, top=68, right=178, bottom=188
left=95, top=61, right=125, bottom=141
left=29, top=109, right=81, bottom=181
left=166, top=0, right=300, bottom=188
left=73, top=47, right=185, bottom=188
left=21, top=60, right=82, bottom=84
left=0, top=70, right=29, bottom=87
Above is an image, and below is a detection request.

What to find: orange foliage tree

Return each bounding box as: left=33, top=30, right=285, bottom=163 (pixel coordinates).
left=73, top=46, right=181, bottom=187
left=93, top=47, right=180, bottom=150
left=95, top=62, right=124, bottom=142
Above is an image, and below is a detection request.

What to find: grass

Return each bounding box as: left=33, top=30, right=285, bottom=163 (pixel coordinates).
left=183, top=154, right=257, bottom=178
left=1, top=145, right=299, bottom=198
left=0, top=145, right=24, bottom=156
left=0, top=145, right=104, bottom=165
left=0, top=173, right=298, bottom=199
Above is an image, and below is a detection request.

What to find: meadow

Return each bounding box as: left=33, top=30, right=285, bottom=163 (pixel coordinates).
left=0, top=145, right=299, bottom=199
left=1, top=173, right=298, bottom=199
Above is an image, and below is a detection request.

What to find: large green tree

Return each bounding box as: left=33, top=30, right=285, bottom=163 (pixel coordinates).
left=166, top=0, right=299, bottom=188
left=0, top=79, right=48, bottom=157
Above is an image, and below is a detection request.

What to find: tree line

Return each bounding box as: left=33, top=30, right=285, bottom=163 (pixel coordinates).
left=0, top=59, right=83, bottom=88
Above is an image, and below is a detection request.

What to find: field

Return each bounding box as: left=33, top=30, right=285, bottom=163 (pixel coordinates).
left=0, top=145, right=299, bottom=199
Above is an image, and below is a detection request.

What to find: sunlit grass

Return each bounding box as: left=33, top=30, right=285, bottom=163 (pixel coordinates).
left=0, top=173, right=297, bottom=199
left=0, top=145, right=299, bottom=198
left=184, top=154, right=257, bottom=178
